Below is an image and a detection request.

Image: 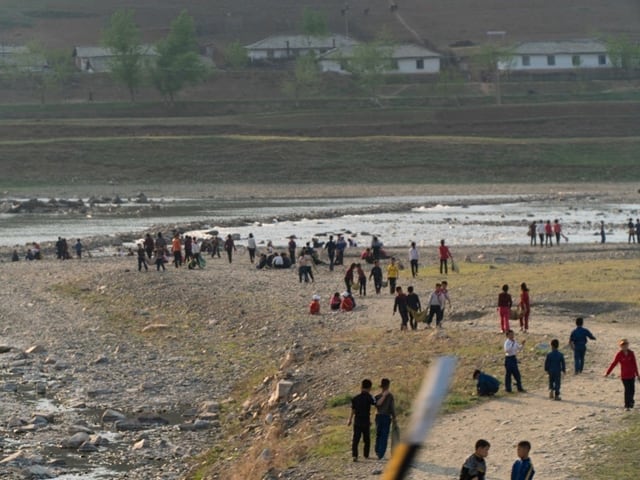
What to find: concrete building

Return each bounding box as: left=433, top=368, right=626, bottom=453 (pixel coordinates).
left=499, top=40, right=610, bottom=71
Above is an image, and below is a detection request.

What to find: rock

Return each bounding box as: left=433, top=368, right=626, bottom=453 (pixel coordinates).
left=193, top=419, right=211, bottom=430
left=102, top=409, right=127, bottom=423
left=61, top=432, right=90, bottom=449
left=0, top=450, right=44, bottom=466
left=69, top=425, right=94, bottom=435
left=178, top=423, right=196, bottom=432
left=30, top=415, right=49, bottom=426
left=268, top=380, right=294, bottom=406
left=199, top=401, right=220, bottom=414
left=132, top=439, right=149, bottom=450
left=89, top=434, right=109, bottom=446
left=78, top=441, right=99, bottom=452
left=141, top=323, right=170, bottom=332
left=115, top=419, right=145, bottom=431
left=0, top=345, right=12, bottom=354
left=24, top=465, right=55, bottom=477
left=259, top=448, right=272, bottom=461
left=43, top=356, right=57, bottom=364
left=138, top=413, right=170, bottom=425
left=35, top=382, right=47, bottom=394
left=93, top=355, right=109, bottom=365
left=25, top=345, right=46, bottom=354
left=7, top=416, right=26, bottom=428
left=3, top=382, right=18, bottom=392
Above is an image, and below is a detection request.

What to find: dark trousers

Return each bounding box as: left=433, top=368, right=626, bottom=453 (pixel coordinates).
left=622, top=378, right=635, bottom=409
left=373, top=277, right=382, bottom=294
left=505, top=356, right=523, bottom=392
left=248, top=248, right=256, bottom=263
left=548, top=372, right=561, bottom=395
left=289, top=248, right=296, bottom=264
left=359, top=278, right=367, bottom=296
left=439, top=259, right=448, bottom=274
left=352, top=423, right=370, bottom=459
left=336, top=250, right=344, bottom=266
left=399, top=309, right=409, bottom=330
left=426, top=305, right=441, bottom=326
left=375, top=414, right=391, bottom=460
left=137, top=257, right=148, bottom=271
left=173, top=251, right=181, bottom=267
left=328, top=253, right=335, bottom=271
left=226, top=249, right=233, bottom=263
left=410, top=259, right=418, bottom=277
left=388, top=277, right=396, bottom=294
left=573, top=345, right=586, bottom=374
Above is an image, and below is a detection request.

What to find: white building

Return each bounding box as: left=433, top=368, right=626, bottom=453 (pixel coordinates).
left=244, top=34, right=357, bottom=61
left=0, top=46, right=47, bottom=72
left=319, top=43, right=441, bottom=75
left=72, top=46, right=158, bottom=73
left=499, top=40, right=610, bottom=71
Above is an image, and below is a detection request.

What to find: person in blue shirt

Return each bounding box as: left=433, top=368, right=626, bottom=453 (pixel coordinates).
left=473, top=369, right=500, bottom=396
left=569, top=317, right=596, bottom=374
left=511, top=440, right=535, bottom=480
left=545, top=339, right=566, bottom=400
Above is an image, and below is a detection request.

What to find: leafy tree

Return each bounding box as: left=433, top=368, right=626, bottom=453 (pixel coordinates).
left=102, top=9, right=145, bottom=101
left=472, top=44, right=515, bottom=105
left=606, top=35, right=640, bottom=71
left=283, top=52, right=321, bottom=106
left=224, top=41, right=248, bottom=69
left=300, top=8, right=328, bottom=37
left=345, top=42, right=393, bottom=100
left=151, top=10, right=209, bottom=103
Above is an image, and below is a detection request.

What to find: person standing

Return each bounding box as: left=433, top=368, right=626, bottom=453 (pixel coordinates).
left=335, top=235, right=347, bottom=266
left=324, top=235, right=336, bottom=271
left=369, top=260, right=383, bottom=295
left=409, top=241, right=419, bottom=278
left=511, top=441, right=535, bottom=480
left=545, top=339, right=566, bottom=400
left=518, top=283, right=530, bottom=332
left=406, top=286, right=421, bottom=331
left=528, top=221, right=537, bottom=246
left=440, top=280, right=452, bottom=322
left=137, top=244, right=148, bottom=272
left=604, top=338, right=640, bottom=410
left=536, top=220, right=545, bottom=247
left=288, top=236, right=297, bottom=265
left=386, top=257, right=399, bottom=294
left=356, top=263, right=367, bottom=296
left=144, top=233, right=155, bottom=259
left=344, top=263, right=356, bottom=293
left=569, top=317, right=596, bottom=374
left=628, top=218, right=636, bottom=243
left=553, top=219, right=562, bottom=245
left=498, top=284, right=513, bottom=333
left=374, top=378, right=396, bottom=460
left=393, top=286, right=409, bottom=332
left=544, top=220, right=553, bottom=246
left=371, top=236, right=383, bottom=261
left=425, top=283, right=444, bottom=328
left=459, top=439, right=490, bottom=480
left=247, top=233, right=257, bottom=264
left=438, top=239, right=452, bottom=274
left=184, top=235, right=193, bottom=263
left=74, top=239, right=83, bottom=259
left=171, top=233, right=182, bottom=268
left=635, top=218, right=640, bottom=244
left=347, top=379, right=375, bottom=462
left=504, top=329, right=526, bottom=393
left=224, top=234, right=236, bottom=263
left=600, top=221, right=606, bottom=244
left=154, top=245, right=166, bottom=271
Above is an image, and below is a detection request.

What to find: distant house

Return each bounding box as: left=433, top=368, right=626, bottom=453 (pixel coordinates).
left=72, top=46, right=158, bottom=73
left=499, top=40, right=610, bottom=71
left=245, top=34, right=357, bottom=61
left=319, top=43, right=441, bottom=74
left=0, top=45, right=47, bottom=72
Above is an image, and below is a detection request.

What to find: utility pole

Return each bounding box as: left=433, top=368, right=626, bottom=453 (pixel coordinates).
left=341, top=2, right=350, bottom=38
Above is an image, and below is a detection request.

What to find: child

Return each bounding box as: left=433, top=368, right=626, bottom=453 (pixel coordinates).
left=329, top=292, right=341, bottom=311
left=347, top=379, right=376, bottom=461
left=356, top=263, right=367, bottom=296
left=511, top=440, right=535, bottom=480
left=392, top=286, right=409, bottom=332
left=544, top=339, right=565, bottom=400
left=459, top=439, right=490, bottom=480
left=340, top=292, right=354, bottom=312
left=604, top=338, right=640, bottom=410
left=309, top=294, right=321, bottom=315
left=569, top=317, right=596, bottom=374
left=473, top=369, right=500, bottom=396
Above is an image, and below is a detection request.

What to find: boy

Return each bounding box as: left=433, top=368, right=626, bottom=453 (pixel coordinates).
left=473, top=369, right=500, bottom=396
left=347, top=379, right=375, bottom=461
left=374, top=378, right=396, bottom=460
left=544, top=339, right=565, bottom=400
left=569, top=317, right=596, bottom=374
left=459, top=439, right=490, bottom=480
left=504, top=330, right=526, bottom=393
left=426, top=283, right=444, bottom=328
left=393, top=286, right=409, bottom=331
left=511, top=440, right=535, bottom=480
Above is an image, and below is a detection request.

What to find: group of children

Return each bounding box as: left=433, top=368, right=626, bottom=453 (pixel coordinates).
left=460, top=439, right=535, bottom=480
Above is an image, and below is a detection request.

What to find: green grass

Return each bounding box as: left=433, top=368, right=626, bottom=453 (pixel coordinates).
left=582, top=415, right=640, bottom=479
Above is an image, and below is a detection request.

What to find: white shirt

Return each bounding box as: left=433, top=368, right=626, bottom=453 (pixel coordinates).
left=504, top=338, right=523, bottom=356
left=409, top=247, right=419, bottom=261
left=247, top=237, right=257, bottom=249
left=192, top=241, right=200, bottom=254
left=536, top=222, right=545, bottom=235
left=273, top=255, right=284, bottom=266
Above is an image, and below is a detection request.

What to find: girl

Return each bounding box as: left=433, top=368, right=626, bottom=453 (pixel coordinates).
left=519, top=282, right=530, bottom=332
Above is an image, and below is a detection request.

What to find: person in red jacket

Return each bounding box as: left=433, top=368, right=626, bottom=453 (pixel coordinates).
left=340, top=291, right=355, bottom=312
left=309, top=294, right=321, bottom=315
left=518, top=282, right=530, bottom=332
left=605, top=338, right=640, bottom=410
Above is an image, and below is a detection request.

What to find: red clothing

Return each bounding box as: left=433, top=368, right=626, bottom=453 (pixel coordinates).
left=439, top=245, right=451, bottom=260
left=553, top=223, right=562, bottom=233
left=519, top=291, right=530, bottom=309
left=606, top=350, right=639, bottom=379
left=340, top=297, right=354, bottom=311
left=309, top=300, right=320, bottom=315
left=544, top=223, right=553, bottom=235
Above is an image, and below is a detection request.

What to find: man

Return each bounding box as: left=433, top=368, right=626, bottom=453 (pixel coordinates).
left=335, top=235, right=347, bottom=266
left=504, top=330, right=526, bottom=393
left=374, top=378, right=396, bottom=460
left=536, top=220, right=545, bottom=247
left=369, top=260, right=383, bottom=295
left=324, top=235, right=336, bottom=271
left=473, top=369, right=500, bottom=396
left=425, top=283, right=444, bottom=328
left=406, top=286, right=422, bottom=331
left=569, top=317, right=596, bottom=374
left=347, top=379, right=375, bottom=462
left=288, top=236, right=297, bottom=265
left=628, top=218, right=636, bottom=243
left=393, top=286, right=410, bottom=331
left=409, top=241, right=419, bottom=278
left=171, top=233, right=182, bottom=268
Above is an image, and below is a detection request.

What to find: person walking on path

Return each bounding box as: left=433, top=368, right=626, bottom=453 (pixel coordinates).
left=356, top=263, right=367, bottom=296
left=144, top=233, right=155, bottom=259
left=224, top=234, right=236, bottom=263
left=459, top=439, right=490, bottom=480
left=393, top=286, right=410, bottom=331
left=438, top=239, right=453, bottom=274
left=425, top=283, right=444, bottom=328
left=406, top=286, right=421, bottom=331
left=409, top=241, right=419, bottom=278
left=369, top=260, right=383, bottom=295
left=545, top=339, right=566, bottom=400
left=569, top=317, right=596, bottom=374
left=498, top=284, right=513, bottom=333
left=504, top=329, right=526, bottom=393
left=154, top=245, right=166, bottom=271
left=348, top=379, right=376, bottom=462
left=518, top=282, right=530, bottom=332
left=604, top=338, right=640, bottom=410
left=511, top=440, right=535, bottom=480
left=374, top=378, right=396, bottom=460
left=386, top=257, right=399, bottom=294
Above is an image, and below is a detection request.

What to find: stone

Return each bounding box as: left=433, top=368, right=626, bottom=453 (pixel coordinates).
left=193, top=419, right=211, bottom=430
left=141, top=323, right=170, bottom=332
left=138, top=413, right=170, bottom=425
left=102, top=409, right=127, bottom=423
left=61, top=432, right=90, bottom=449
left=69, top=425, right=94, bottom=435
left=0, top=450, right=44, bottom=466
left=115, top=419, right=145, bottom=431
left=132, top=439, right=149, bottom=450
left=0, top=346, right=12, bottom=354
left=25, top=345, right=46, bottom=354
left=78, top=441, right=99, bottom=452
left=268, top=380, right=294, bottom=406
left=198, top=401, right=220, bottom=414
left=35, top=382, right=47, bottom=394
left=3, top=382, right=18, bottom=392
left=93, top=355, right=109, bottom=365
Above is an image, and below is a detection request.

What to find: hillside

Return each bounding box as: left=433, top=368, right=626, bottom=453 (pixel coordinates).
left=2, top=0, right=639, bottom=50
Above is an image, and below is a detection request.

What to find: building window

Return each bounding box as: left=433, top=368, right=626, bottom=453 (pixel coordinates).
left=598, top=54, right=607, bottom=65
left=522, top=55, right=530, bottom=66
left=547, top=55, right=555, bottom=66
left=416, top=59, right=424, bottom=70
left=572, top=55, right=581, bottom=66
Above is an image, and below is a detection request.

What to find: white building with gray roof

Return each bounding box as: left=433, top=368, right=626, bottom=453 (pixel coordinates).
left=499, top=39, right=611, bottom=71
left=245, top=34, right=357, bottom=61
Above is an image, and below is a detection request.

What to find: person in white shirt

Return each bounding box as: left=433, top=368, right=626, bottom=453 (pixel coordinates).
left=536, top=220, right=545, bottom=248
left=247, top=233, right=257, bottom=263
left=504, top=329, right=526, bottom=393
left=408, top=241, right=419, bottom=278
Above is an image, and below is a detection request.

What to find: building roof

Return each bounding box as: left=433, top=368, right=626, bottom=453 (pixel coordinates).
left=245, top=34, right=357, bottom=51
left=320, top=43, right=440, bottom=60
left=73, top=45, right=158, bottom=58
left=513, top=40, right=607, bottom=55
left=0, top=45, right=29, bottom=56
